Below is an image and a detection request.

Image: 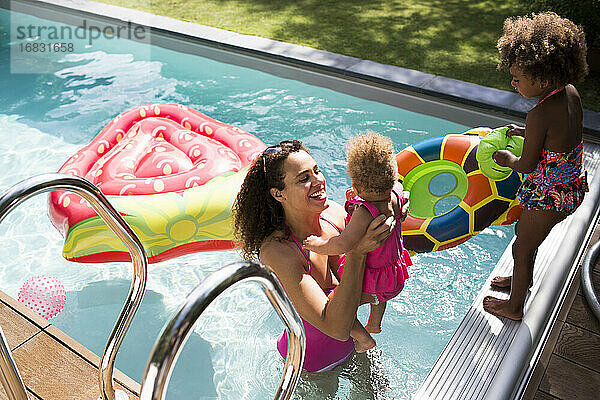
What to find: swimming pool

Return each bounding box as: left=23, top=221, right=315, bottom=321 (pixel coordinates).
left=0, top=6, right=518, bottom=399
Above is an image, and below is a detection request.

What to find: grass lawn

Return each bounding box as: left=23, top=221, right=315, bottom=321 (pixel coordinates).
left=96, top=0, right=600, bottom=111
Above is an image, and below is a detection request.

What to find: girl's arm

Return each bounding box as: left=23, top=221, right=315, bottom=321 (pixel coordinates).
left=260, top=214, right=392, bottom=341
left=303, top=205, right=371, bottom=255
left=493, top=110, right=545, bottom=173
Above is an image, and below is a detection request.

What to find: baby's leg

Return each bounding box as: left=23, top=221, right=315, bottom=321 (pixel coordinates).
left=484, top=208, right=565, bottom=320
left=366, top=301, right=386, bottom=333
left=350, top=318, right=376, bottom=353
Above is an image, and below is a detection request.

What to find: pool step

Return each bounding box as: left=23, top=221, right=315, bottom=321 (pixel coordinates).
left=414, top=142, right=600, bottom=400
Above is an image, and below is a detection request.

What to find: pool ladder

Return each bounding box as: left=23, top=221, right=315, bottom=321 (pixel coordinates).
left=0, top=174, right=305, bottom=400
left=139, top=261, right=305, bottom=400
left=582, top=239, right=600, bottom=322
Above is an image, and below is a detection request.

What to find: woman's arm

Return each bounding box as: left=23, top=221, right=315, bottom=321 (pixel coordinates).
left=260, top=214, right=392, bottom=341
left=303, top=206, right=371, bottom=255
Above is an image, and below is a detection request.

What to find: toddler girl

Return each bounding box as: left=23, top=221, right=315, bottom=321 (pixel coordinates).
left=483, top=12, right=589, bottom=320
left=304, top=131, right=411, bottom=348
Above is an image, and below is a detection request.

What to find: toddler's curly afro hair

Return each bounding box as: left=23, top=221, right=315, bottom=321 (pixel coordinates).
left=497, top=12, right=588, bottom=87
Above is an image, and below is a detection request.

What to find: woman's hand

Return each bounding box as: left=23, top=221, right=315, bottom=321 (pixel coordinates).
left=506, top=124, right=525, bottom=137
left=353, top=214, right=394, bottom=254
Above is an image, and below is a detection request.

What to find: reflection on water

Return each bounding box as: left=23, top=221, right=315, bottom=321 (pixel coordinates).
left=52, top=278, right=217, bottom=399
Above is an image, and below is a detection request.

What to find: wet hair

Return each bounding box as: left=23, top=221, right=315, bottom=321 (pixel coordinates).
left=346, top=131, right=397, bottom=194
left=497, top=12, right=588, bottom=87
left=232, top=139, right=309, bottom=260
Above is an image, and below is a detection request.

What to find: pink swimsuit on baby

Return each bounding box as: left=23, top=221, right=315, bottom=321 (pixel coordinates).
left=339, top=181, right=411, bottom=303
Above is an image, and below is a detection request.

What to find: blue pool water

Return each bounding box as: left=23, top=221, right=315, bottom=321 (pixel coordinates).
left=0, top=8, right=515, bottom=399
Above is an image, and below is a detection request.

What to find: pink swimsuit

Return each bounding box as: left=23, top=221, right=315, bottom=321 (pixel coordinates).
left=339, top=182, right=411, bottom=303
left=276, top=216, right=354, bottom=373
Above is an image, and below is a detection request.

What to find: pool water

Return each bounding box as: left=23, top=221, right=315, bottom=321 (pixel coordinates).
left=0, top=8, right=515, bottom=400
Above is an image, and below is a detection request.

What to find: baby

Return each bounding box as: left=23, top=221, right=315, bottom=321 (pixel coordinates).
left=304, top=131, right=411, bottom=349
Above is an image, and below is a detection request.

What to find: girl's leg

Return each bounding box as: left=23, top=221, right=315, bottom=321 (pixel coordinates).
left=350, top=318, right=376, bottom=353
left=483, top=208, right=565, bottom=320
left=366, top=301, right=387, bottom=333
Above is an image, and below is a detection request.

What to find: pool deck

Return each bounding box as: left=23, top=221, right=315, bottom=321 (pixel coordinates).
left=0, top=289, right=140, bottom=399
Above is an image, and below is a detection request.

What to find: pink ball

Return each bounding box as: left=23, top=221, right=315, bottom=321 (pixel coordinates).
left=18, top=275, right=66, bottom=319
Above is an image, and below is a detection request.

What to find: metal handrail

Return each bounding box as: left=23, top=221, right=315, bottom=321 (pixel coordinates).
left=582, top=240, right=600, bottom=322
left=0, top=326, right=28, bottom=400
left=139, top=261, right=305, bottom=400
left=0, top=174, right=148, bottom=400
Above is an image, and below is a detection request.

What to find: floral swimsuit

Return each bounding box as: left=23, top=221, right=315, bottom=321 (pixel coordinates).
left=516, top=141, right=588, bottom=215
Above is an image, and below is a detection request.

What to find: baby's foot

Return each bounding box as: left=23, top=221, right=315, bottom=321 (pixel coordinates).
left=353, top=336, right=376, bottom=353
left=365, top=324, right=382, bottom=334
left=483, top=296, right=523, bottom=321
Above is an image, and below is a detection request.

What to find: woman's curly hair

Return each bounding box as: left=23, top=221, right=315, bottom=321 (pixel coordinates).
left=497, top=12, right=588, bottom=87
left=346, top=131, right=397, bottom=193
left=233, top=140, right=309, bottom=260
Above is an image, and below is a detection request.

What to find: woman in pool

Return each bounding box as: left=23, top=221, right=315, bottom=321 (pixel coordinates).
left=232, top=140, right=394, bottom=372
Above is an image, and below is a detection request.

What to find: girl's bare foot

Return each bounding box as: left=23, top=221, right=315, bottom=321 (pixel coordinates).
left=490, top=276, right=533, bottom=289
left=483, top=296, right=523, bottom=321
left=365, top=324, right=382, bottom=334
left=353, top=336, right=376, bottom=353
left=490, top=276, right=511, bottom=288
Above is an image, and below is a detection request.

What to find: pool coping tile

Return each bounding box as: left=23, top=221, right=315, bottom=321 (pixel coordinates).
left=11, top=329, right=139, bottom=400
left=0, top=300, right=42, bottom=351
left=0, top=288, right=50, bottom=330
left=347, top=59, right=437, bottom=89
left=44, top=324, right=141, bottom=395
left=10, top=0, right=599, bottom=137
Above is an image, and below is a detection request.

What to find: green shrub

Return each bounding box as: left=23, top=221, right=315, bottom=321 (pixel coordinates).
left=528, top=0, right=600, bottom=47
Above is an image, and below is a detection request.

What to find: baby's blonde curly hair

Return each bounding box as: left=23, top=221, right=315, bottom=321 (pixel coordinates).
left=497, top=12, right=588, bottom=87
left=346, top=131, right=397, bottom=193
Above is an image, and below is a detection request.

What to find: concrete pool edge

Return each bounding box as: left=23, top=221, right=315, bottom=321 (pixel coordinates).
left=4, top=0, right=600, bottom=139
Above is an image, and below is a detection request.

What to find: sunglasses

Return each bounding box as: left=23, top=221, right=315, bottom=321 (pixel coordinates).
left=262, top=140, right=295, bottom=173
